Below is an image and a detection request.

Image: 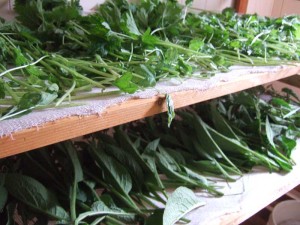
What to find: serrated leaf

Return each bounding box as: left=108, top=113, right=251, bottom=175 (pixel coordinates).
left=163, top=187, right=205, bottom=225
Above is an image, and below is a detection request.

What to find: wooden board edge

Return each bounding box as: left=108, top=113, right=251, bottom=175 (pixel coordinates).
left=1, top=65, right=300, bottom=158
left=235, top=0, right=249, bottom=13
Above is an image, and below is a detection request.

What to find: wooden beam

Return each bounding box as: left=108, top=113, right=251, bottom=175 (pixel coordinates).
left=235, top=0, right=249, bottom=14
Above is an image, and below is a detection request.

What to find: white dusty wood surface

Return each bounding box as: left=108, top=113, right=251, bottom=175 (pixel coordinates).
left=187, top=145, right=300, bottom=225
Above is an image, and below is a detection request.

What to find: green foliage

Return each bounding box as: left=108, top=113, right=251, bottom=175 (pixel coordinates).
left=163, top=187, right=205, bottom=225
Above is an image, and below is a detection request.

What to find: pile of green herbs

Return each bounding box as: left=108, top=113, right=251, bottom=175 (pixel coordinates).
left=0, top=0, right=300, bottom=120
left=1, top=86, right=299, bottom=224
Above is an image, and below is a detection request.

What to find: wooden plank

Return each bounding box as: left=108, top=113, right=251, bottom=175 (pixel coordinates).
left=1, top=65, right=300, bottom=158
left=235, top=0, right=249, bottom=13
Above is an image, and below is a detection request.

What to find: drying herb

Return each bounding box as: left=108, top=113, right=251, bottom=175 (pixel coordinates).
left=0, top=85, right=300, bottom=224
left=0, top=0, right=299, bottom=120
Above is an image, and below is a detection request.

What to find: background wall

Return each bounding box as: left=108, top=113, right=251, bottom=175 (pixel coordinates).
left=0, top=0, right=234, bottom=20
left=246, top=0, right=300, bottom=17
left=80, top=0, right=234, bottom=14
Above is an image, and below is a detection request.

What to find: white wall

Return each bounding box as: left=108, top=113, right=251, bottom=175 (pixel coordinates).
left=81, top=0, right=235, bottom=13
left=246, top=0, right=300, bottom=17
left=0, top=0, right=15, bottom=20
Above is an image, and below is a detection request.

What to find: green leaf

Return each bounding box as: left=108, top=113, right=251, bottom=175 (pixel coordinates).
left=3, top=173, right=69, bottom=220
left=105, top=144, right=144, bottom=189
left=142, top=28, right=160, bottom=46
left=271, top=98, right=291, bottom=109
left=121, top=11, right=141, bottom=37
left=163, top=187, right=205, bottom=225
left=279, top=136, right=296, bottom=158
left=210, top=102, right=239, bottom=140
left=0, top=81, right=5, bottom=99
left=266, top=116, right=275, bottom=148
left=185, top=0, right=193, bottom=6
left=115, top=130, right=165, bottom=192
left=114, top=72, right=139, bottom=94
left=145, top=209, right=164, bottom=225
left=64, top=142, right=83, bottom=183
left=89, top=148, right=132, bottom=195
left=189, top=38, right=204, bottom=51
left=207, top=124, right=278, bottom=170
left=0, top=186, right=8, bottom=211
left=75, top=200, right=134, bottom=225
left=192, top=113, right=239, bottom=170
left=294, top=24, right=300, bottom=39
left=166, top=94, right=175, bottom=128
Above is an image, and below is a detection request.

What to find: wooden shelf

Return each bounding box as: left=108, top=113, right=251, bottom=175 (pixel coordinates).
left=187, top=143, right=300, bottom=225
left=1, top=65, right=300, bottom=159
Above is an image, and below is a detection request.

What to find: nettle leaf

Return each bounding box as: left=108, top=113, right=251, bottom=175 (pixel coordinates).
left=166, top=94, right=175, bottom=128
left=0, top=186, right=8, bottom=211
left=163, top=187, right=205, bottom=225
left=3, top=173, right=69, bottom=220
left=114, top=72, right=139, bottom=94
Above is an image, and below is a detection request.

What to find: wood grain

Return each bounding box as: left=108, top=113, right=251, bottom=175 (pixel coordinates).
left=235, top=0, right=249, bottom=13
left=1, top=65, right=300, bottom=158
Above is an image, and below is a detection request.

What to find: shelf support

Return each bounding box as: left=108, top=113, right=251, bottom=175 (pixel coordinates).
left=235, top=0, right=249, bottom=14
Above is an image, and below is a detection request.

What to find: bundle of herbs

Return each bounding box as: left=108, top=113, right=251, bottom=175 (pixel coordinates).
left=0, top=0, right=299, bottom=120
left=1, top=85, right=299, bottom=224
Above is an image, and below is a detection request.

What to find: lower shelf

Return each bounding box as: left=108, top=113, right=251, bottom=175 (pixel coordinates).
left=186, top=145, right=300, bottom=225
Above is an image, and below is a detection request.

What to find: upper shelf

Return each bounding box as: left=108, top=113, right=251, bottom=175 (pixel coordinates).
left=1, top=65, right=300, bottom=158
